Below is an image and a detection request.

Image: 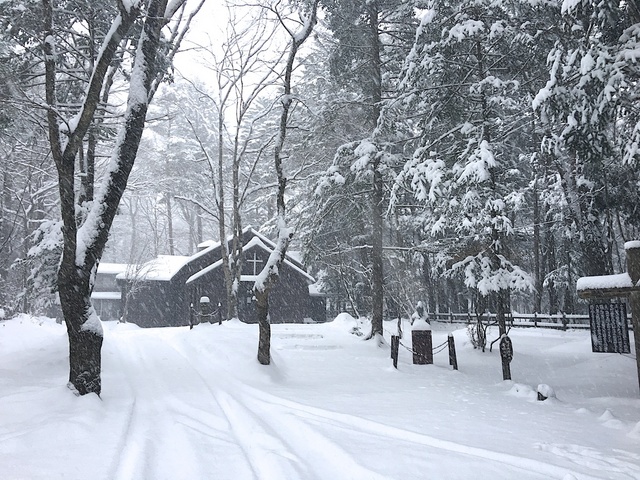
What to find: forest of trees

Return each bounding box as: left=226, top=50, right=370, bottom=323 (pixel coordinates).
left=2, top=0, right=640, bottom=380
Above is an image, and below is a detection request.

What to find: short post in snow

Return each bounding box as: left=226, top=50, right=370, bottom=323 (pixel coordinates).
left=499, top=334, right=513, bottom=381
left=411, top=318, right=433, bottom=365
left=217, top=302, right=223, bottom=325
left=577, top=241, right=640, bottom=393
left=448, top=333, right=458, bottom=371
left=391, top=335, right=399, bottom=369
left=199, top=296, right=211, bottom=325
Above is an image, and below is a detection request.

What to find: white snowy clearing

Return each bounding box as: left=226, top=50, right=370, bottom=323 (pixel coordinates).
left=1, top=314, right=639, bottom=480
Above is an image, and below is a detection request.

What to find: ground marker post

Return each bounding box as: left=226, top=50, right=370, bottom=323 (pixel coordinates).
left=499, top=334, right=513, bottom=381
left=391, top=335, right=399, bottom=369
left=448, top=333, right=458, bottom=370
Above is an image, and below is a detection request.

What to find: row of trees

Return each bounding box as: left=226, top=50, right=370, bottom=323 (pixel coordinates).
left=2, top=0, right=640, bottom=392
left=305, top=0, right=640, bottom=341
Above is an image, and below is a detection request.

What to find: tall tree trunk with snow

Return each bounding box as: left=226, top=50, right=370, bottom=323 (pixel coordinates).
left=43, top=0, right=201, bottom=395
left=367, top=2, right=384, bottom=341
left=255, top=1, right=318, bottom=365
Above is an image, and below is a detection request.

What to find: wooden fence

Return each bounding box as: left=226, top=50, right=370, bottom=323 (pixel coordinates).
left=427, top=311, right=633, bottom=330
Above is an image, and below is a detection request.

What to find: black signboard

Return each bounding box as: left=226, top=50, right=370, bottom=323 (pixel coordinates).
left=588, top=303, right=631, bottom=354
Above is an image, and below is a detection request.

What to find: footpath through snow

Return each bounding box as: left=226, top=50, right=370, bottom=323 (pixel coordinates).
left=0, top=314, right=639, bottom=479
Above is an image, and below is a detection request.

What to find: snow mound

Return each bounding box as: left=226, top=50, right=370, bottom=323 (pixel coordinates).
left=332, top=312, right=357, bottom=326
left=598, top=409, right=625, bottom=429
left=508, top=383, right=536, bottom=400
left=537, top=384, right=556, bottom=400
left=628, top=421, right=640, bottom=439
left=411, top=318, right=431, bottom=331
left=107, top=321, right=141, bottom=331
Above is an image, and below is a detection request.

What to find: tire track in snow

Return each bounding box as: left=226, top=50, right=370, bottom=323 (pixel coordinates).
left=160, top=335, right=309, bottom=480
left=238, top=394, right=394, bottom=480
left=107, top=331, right=231, bottom=480
left=168, top=337, right=400, bottom=480
left=213, top=389, right=307, bottom=480
left=110, top=398, right=154, bottom=480
left=107, top=333, right=157, bottom=480
left=238, top=385, right=607, bottom=480
left=535, top=444, right=640, bottom=479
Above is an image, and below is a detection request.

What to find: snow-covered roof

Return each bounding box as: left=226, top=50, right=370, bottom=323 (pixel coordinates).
left=244, top=237, right=315, bottom=284
left=186, top=258, right=223, bottom=285
left=576, top=273, right=634, bottom=292
left=625, top=240, right=640, bottom=250
left=186, top=235, right=315, bottom=285
left=91, top=291, right=121, bottom=300
left=117, top=255, right=191, bottom=282
left=97, top=263, right=128, bottom=275
left=191, top=226, right=298, bottom=265
left=138, top=227, right=314, bottom=285
left=309, top=283, right=325, bottom=297
left=197, top=240, right=217, bottom=249
left=287, top=250, right=303, bottom=264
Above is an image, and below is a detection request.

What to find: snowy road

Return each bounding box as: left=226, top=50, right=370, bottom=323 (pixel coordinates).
left=1, top=316, right=639, bottom=479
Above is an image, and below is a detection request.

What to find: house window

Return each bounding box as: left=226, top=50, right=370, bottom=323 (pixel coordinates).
left=246, top=296, right=252, bottom=305
left=247, top=251, right=263, bottom=275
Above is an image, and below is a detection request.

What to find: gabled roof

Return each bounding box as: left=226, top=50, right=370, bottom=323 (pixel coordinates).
left=116, top=255, right=191, bottom=282
left=97, top=263, right=128, bottom=275
left=118, top=227, right=314, bottom=286
left=186, top=234, right=315, bottom=285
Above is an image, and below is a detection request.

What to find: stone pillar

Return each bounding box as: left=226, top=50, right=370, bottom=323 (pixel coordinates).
left=411, top=318, right=433, bottom=365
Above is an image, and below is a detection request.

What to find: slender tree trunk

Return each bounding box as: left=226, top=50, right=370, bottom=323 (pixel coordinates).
left=166, top=192, right=174, bottom=255
left=196, top=206, right=203, bottom=245
left=563, top=236, right=575, bottom=313
left=215, top=103, right=236, bottom=320
left=255, top=1, right=318, bottom=365
left=533, top=175, right=542, bottom=313
left=367, top=1, right=384, bottom=340
left=546, top=225, right=558, bottom=314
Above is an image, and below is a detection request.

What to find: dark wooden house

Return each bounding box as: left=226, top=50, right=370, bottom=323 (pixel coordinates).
left=117, top=228, right=325, bottom=327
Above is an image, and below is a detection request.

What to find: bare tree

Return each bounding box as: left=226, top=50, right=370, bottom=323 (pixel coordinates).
left=184, top=7, right=285, bottom=320
left=43, top=0, right=203, bottom=396
left=254, top=0, right=319, bottom=365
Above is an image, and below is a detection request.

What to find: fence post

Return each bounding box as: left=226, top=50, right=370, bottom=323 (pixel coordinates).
left=391, top=335, right=399, bottom=369
left=533, top=312, right=538, bottom=328
left=562, top=311, right=567, bottom=331
left=448, top=334, right=458, bottom=371
left=500, top=334, right=513, bottom=381
left=449, top=310, right=453, bottom=324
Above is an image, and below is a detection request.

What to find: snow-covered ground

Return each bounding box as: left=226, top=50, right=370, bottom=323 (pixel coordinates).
left=1, top=314, right=639, bottom=480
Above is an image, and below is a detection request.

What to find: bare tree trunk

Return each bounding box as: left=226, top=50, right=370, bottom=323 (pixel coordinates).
left=256, top=290, right=271, bottom=364
left=546, top=225, right=558, bottom=314
left=255, top=1, right=318, bottom=365
left=533, top=175, right=542, bottom=313
left=367, top=1, right=384, bottom=341
left=216, top=104, right=235, bottom=320
left=166, top=192, right=175, bottom=255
